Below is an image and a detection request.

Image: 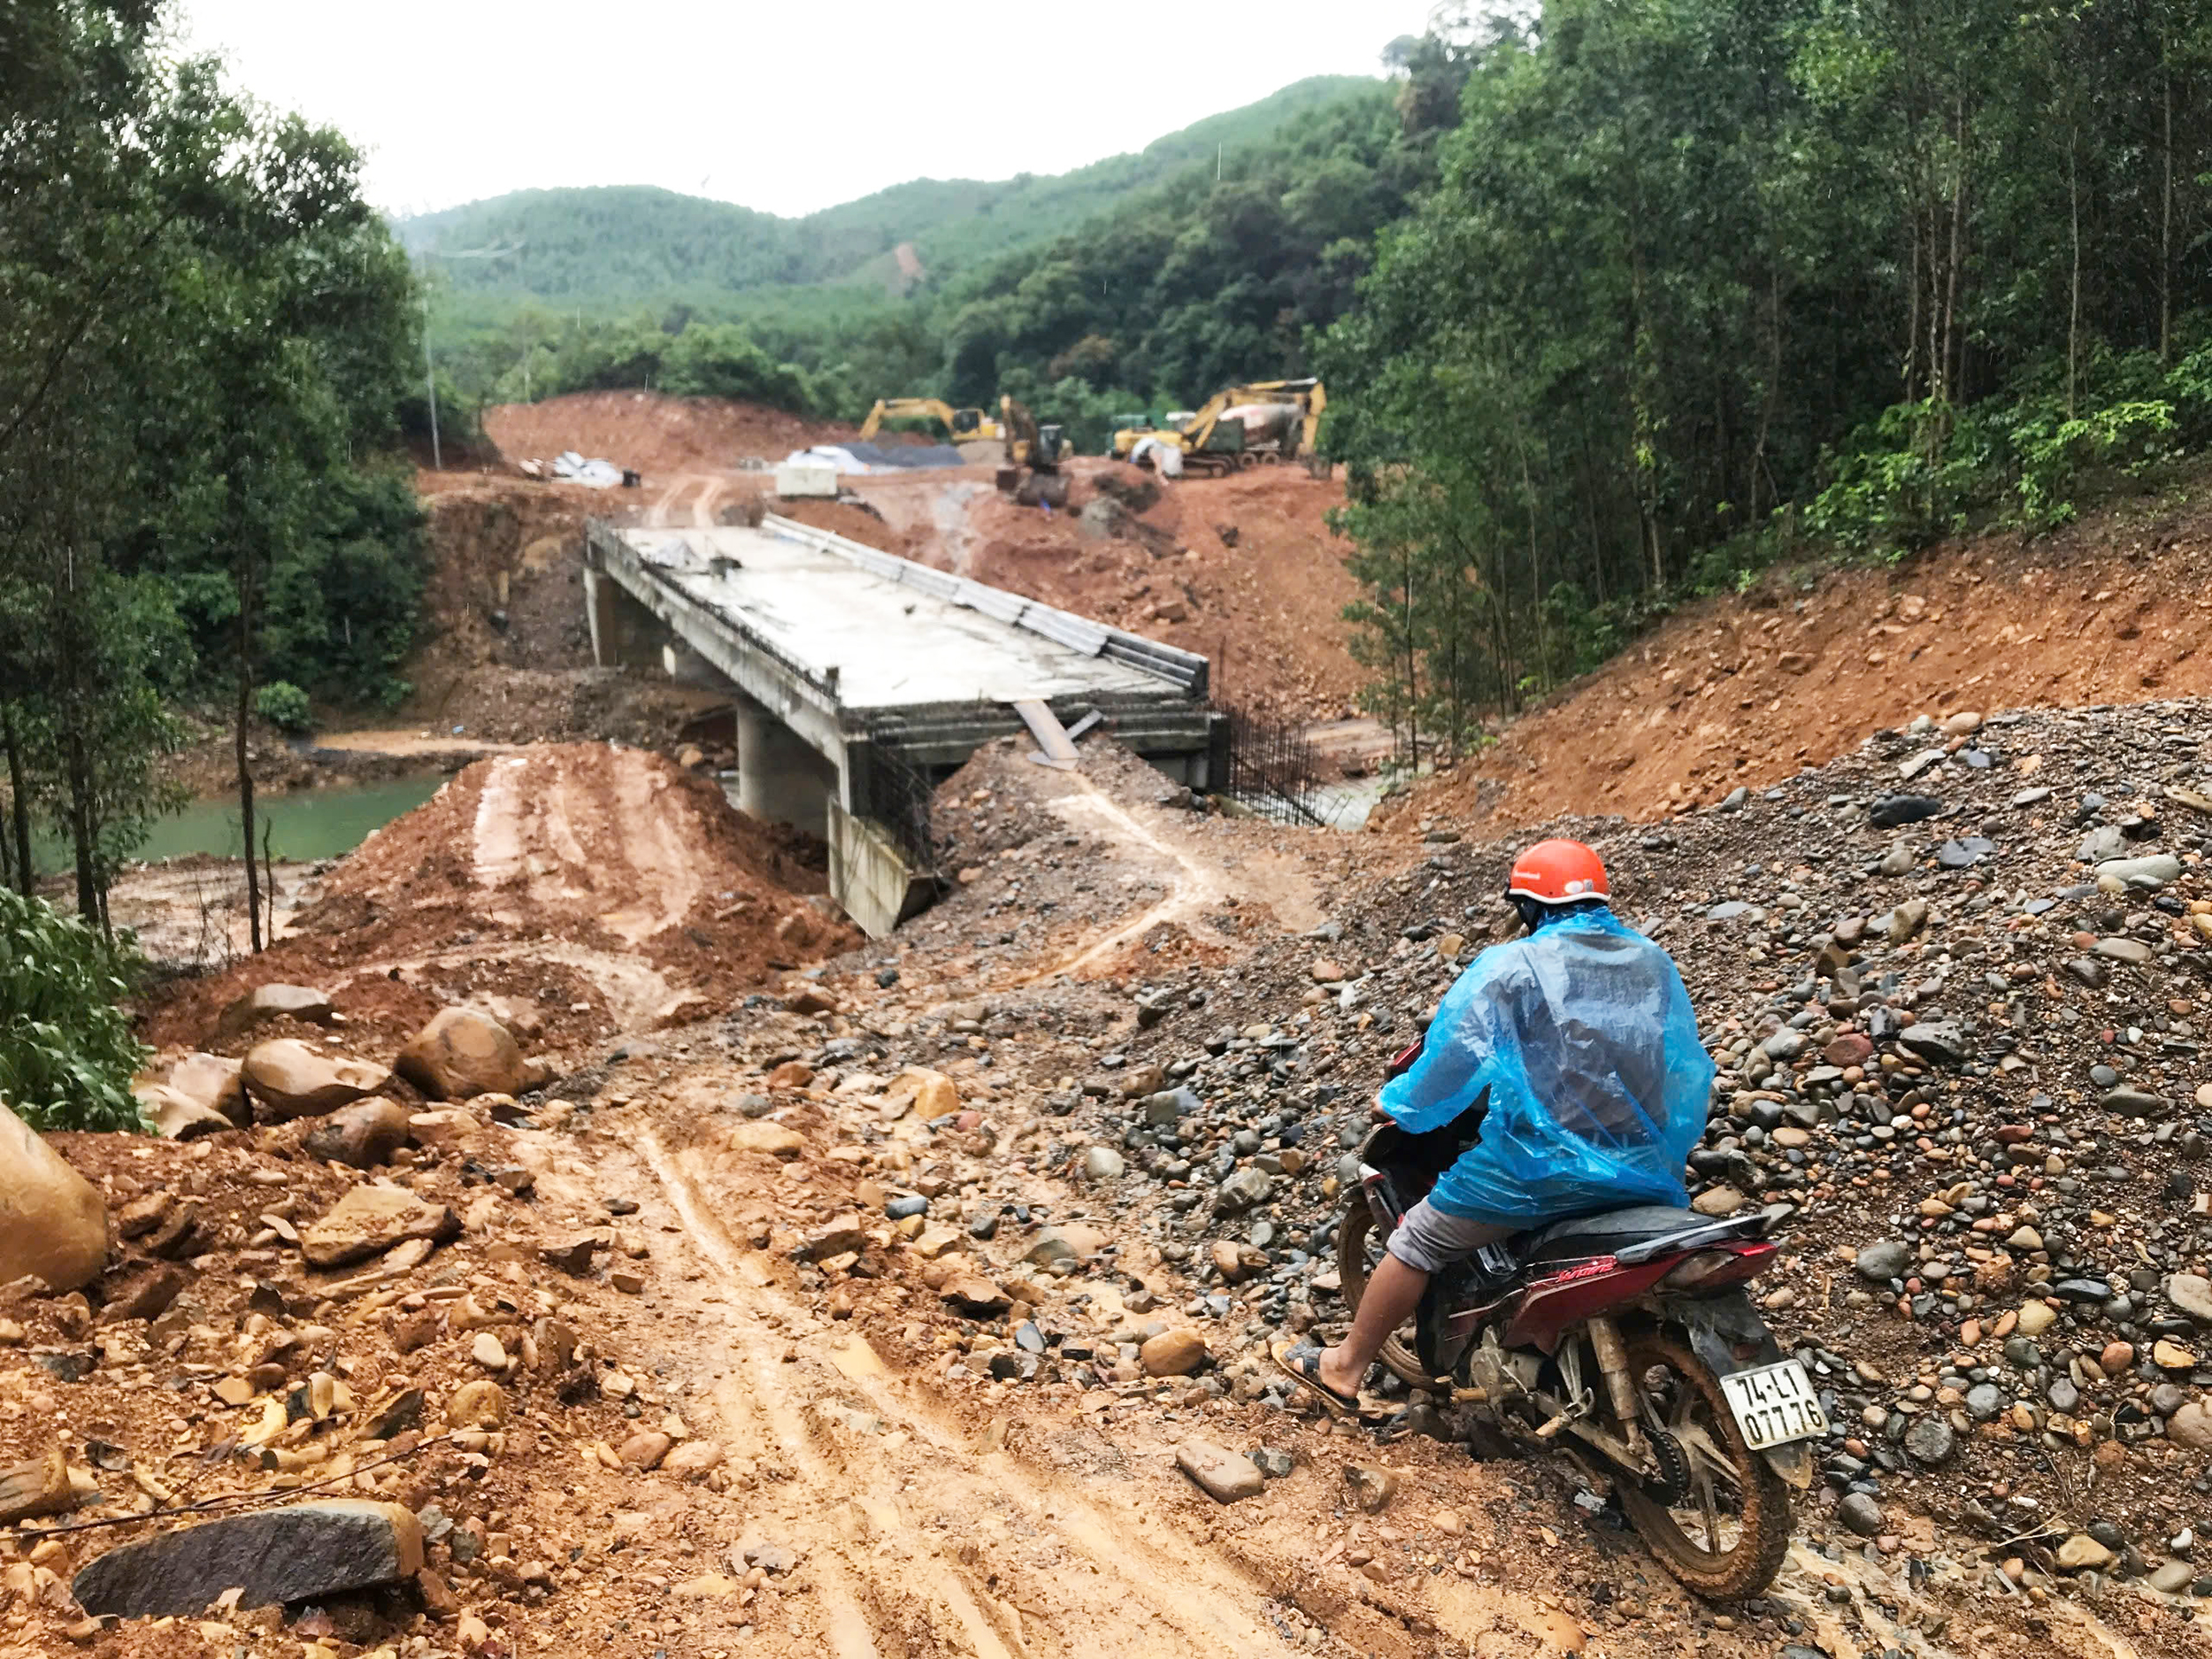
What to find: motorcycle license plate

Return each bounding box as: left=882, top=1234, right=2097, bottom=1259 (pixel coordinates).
left=1720, top=1359, right=1828, bottom=1449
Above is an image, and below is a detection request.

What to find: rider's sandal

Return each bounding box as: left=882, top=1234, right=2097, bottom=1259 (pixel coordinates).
left=1269, top=1340, right=1361, bottom=1419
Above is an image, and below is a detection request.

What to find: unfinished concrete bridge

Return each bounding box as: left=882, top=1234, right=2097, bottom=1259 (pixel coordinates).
left=582, top=514, right=1226, bottom=935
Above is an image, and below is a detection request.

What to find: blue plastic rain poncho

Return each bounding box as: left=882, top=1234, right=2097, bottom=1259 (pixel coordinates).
left=1378, top=906, right=1714, bottom=1225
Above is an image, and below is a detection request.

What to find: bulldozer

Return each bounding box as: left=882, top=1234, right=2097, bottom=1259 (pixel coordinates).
left=857, top=397, right=1002, bottom=446
left=996, top=396, right=1071, bottom=508
left=1113, top=378, right=1326, bottom=477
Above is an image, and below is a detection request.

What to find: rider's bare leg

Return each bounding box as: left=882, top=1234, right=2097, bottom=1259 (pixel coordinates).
left=1317, top=1253, right=1427, bottom=1397
left=1319, top=1216, right=1517, bottom=1396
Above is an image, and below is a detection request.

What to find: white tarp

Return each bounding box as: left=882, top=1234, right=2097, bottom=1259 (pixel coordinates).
left=1128, top=435, right=1184, bottom=477
left=787, top=444, right=872, bottom=474
left=551, top=450, right=623, bottom=488
left=784, top=442, right=967, bottom=475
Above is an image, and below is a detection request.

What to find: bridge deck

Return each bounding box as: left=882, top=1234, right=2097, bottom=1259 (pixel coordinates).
left=621, top=524, right=1169, bottom=710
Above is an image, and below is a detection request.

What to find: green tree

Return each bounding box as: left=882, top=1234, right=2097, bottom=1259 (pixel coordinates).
left=1, top=1, right=426, bottom=935
left=0, top=887, right=149, bottom=1133
left=1322, top=0, right=2212, bottom=734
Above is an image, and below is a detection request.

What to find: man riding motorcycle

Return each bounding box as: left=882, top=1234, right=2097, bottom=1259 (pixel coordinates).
left=1279, top=837, right=1715, bottom=1410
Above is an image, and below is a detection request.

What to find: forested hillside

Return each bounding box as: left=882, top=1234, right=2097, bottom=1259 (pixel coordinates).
left=933, top=78, right=1433, bottom=427
left=1321, top=0, right=2212, bottom=752
left=396, top=76, right=1373, bottom=306
left=415, top=68, right=1439, bottom=445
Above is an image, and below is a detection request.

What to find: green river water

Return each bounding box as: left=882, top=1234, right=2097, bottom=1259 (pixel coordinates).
left=34, top=772, right=448, bottom=872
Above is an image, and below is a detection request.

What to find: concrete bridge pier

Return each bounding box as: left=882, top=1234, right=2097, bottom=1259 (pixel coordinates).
left=583, top=565, right=665, bottom=671
left=582, top=516, right=1219, bottom=940
left=660, top=640, right=730, bottom=689
left=734, top=691, right=840, bottom=840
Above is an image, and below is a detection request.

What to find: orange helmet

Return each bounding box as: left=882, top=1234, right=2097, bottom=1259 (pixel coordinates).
left=1506, top=839, right=1609, bottom=906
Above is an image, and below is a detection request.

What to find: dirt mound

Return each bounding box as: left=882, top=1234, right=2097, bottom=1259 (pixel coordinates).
left=771, top=495, right=920, bottom=556
left=480, top=391, right=861, bottom=479
left=393, top=664, right=728, bottom=750
left=1398, top=491, right=2212, bottom=832
left=410, top=479, right=600, bottom=678
left=141, top=745, right=856, bottom=1053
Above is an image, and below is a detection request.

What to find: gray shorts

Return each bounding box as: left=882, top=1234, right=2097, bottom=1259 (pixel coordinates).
left=1385, top=1199, right=1515, bottom=1274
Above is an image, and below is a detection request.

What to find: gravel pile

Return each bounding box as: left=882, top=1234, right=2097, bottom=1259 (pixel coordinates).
left=1045, top=702, right=2212, bottom=1598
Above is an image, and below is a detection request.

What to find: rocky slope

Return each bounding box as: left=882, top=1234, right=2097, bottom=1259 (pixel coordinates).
left=1389, top=488, right=2212, bottom=831
left=1056, top=702, right=2212, bottom=1603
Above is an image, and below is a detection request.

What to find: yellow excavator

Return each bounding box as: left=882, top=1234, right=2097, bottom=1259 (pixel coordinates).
left=1113, top=378, right=1326, bottom=476
left=996, top=396, right=1071, bottom=507
left=857, top=397, right=1002, bottom=445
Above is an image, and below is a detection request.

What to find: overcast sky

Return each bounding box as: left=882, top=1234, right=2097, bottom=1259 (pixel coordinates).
left=173, top=3, right=1440, bottom=221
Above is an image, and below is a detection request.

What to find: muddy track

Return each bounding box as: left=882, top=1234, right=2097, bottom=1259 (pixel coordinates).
left=624, top=1127, right=1329, bottom=1658
left=1021, top=777, right=1234, bottom=984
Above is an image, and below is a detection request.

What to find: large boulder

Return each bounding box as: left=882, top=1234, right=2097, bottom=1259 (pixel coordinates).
left=241, top=1040, right=388, bottom=1124
left=0, top=1102, right=107, bottom=1292
left=136, top=1086, right=234, bottom=1141
left=395, top=1009, right=524, bottom=1102
left=133, top=1051, right=250, bottom=1138
left=72, top=1500, right=422, bottom=1617
left=215, top=983, right=334, bottom=1040
left=302, top=1099, right=414, bottom=1169
left=299, top=1185, right=459, bottom=1268
left=165, top=1053, right=248, bottom=1125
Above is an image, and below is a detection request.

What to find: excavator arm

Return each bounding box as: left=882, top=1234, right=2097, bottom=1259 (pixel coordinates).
left=1299, top=380, right=1326, bottom=454
left=1177, top=377, right=1322, bottom=454
left=860, top=398, right=1000, bottom=444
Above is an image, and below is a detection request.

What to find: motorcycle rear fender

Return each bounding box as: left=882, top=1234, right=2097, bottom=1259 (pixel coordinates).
left=1762, top=1440, right=1814, bottom=1491
left=1656, top=1289, right=1814, bottom=1491
left=1501, top=1256, right=1675, bottom=1354
left=1659, top=1286, right=1785, bottom=1374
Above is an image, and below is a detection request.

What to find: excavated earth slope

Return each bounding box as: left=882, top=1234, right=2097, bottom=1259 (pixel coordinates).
left=1397, top=498, right=2212, bottom=831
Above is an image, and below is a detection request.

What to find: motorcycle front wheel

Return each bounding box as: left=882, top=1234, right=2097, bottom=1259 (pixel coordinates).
left=1613, top=1330, right=1793, bottom=1599
left=1333, top=1201, right=1440, bottom=1388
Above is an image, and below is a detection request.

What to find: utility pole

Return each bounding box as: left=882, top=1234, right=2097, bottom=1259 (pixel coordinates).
left=422, top=292, right=442, bottom=472
left=412, top=240, right=520, bottom=467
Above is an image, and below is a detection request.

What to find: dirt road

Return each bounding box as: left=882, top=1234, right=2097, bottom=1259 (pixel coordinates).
left=50, top=722, right=2202, bottom=1659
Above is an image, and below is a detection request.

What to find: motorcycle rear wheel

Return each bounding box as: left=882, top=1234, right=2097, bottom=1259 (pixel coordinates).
left=1613, top=1331, right=1793, bottom=1600
left=1333, top=1202, right=1441, bottom=1388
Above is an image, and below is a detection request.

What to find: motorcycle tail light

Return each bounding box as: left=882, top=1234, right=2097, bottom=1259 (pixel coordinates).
left=1661, top=1250, right=1747, bottom=1290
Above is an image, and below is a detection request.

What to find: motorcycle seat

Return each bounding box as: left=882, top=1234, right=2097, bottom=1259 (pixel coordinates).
left=1516, top=1203, right=1771, bottom=1269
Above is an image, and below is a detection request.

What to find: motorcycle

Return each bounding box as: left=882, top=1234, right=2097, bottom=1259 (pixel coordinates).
left=1333, top=1043, right=1822, bottom=1599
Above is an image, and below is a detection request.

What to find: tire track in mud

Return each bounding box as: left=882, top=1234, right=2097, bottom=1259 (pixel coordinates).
left=1016, top=775, right=1233, bottom=985
left=633, top=1126, right=1319, bottom=1659
left=691, top=476, right=727, bottom=527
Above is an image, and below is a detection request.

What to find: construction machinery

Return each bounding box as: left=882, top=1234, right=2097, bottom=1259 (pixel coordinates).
left=857, top=397, right=1002, bottom=445
left=996, top=396, right=1071, bottom=508
left=1113, top=379, right=1326, bottom=476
